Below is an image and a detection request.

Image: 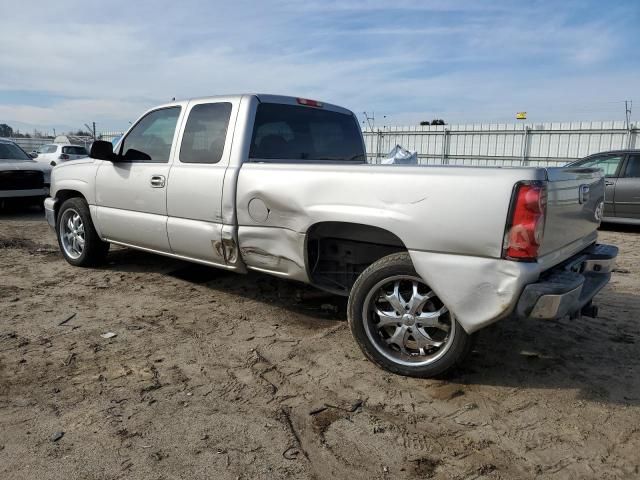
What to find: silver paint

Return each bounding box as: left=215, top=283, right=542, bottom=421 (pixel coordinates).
left=46, top=93, right=607, bottom=335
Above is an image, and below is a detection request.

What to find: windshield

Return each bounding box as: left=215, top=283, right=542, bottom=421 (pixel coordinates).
left=0, top=142, right=32, bottom=161
left=249, top=103, right=366, bottom=162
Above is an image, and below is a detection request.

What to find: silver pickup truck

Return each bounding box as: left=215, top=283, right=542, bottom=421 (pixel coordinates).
left=44, top=94, right=618, bottom=378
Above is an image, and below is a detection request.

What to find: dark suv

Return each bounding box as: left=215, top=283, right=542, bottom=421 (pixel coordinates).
left=568, top=150, right=640, bottom=225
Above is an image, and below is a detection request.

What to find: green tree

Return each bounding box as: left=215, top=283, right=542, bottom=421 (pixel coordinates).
left=0, top=123, right=14, bottom=137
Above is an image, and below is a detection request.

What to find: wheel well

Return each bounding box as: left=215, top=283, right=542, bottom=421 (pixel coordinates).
left=55, top=190, right=86, bottom=220
left=306, top=222, right=407, bottom=295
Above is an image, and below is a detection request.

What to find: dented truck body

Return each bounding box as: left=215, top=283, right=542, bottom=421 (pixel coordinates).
left=45, top=93, right=617, bottom=376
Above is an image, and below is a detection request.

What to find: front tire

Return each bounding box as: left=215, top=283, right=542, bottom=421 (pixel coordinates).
left=348, top=252, right=472, bottom=378
left=56, top=197, right=109, bottom=267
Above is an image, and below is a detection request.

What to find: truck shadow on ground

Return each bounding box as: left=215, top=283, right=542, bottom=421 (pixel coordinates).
left=104, top=247, right=348, bottom=323
left=102, top=248, right=639, bottom=406
left=460, top=290, right=640, bottom=405
left=0, top=202, right=45, bottom=220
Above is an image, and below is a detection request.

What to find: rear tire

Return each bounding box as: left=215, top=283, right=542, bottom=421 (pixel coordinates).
left=56, top=197, right=109, bottom=267
left=348, top=252, right=473, bottom=378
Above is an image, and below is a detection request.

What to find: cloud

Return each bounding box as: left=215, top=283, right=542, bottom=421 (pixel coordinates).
left=0, top=0, right=637, bottom=131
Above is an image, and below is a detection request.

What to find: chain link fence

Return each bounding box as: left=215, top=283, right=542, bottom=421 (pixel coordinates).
left=363, top=121, right=638, bottom=167
left=2, top=131, right=125, bottom=153
left=4, top=121, right=638, bottom=167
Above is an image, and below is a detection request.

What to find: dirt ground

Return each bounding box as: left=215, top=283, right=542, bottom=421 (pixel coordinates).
left=0, top=206, right=639, bottom=480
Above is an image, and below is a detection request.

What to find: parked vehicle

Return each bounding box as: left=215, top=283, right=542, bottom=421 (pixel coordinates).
left=567, top=150, right=640, bottom=225
left=110, top=135, right=122, bottom=150
left=44, top=94, right=617, bottom=377
left=33, top=143, right=88, bottom=166
left=0, top=139, right=50, bottom=205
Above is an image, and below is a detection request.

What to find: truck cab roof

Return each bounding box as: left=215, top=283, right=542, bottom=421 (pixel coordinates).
left=153, top=94, right=354, bottom=116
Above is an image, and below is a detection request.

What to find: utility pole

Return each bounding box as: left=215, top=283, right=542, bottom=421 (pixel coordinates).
left=625, top=100, right=632, bottom=129
left=362, top=111, right=375, bottom=131
left=362, top=112, right=378, bottom=162
left=84, top=122, right=97, bottom=140
left=624, top=100, right=633, bottom=149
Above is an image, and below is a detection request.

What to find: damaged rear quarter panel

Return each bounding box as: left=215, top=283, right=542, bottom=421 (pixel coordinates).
left=409, top=250, right=540, bottom=332
left=235, top=162, right=546, bottom=327
left=235, top=162, right=544, bottom=257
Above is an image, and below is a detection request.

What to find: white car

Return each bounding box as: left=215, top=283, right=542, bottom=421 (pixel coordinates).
left=33, top=143, right=88, bottom=165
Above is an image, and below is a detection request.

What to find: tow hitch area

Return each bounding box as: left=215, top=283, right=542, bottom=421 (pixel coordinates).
left=570, top=301, right=599, bottom=320
left=516, top=244, right=618, bottom=321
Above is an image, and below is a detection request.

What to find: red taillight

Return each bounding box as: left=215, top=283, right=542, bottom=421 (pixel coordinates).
left=59, top=154, right=69, bottom=160
left=296, top=97, right=323, bottom=108
left=503, top=183, right=547, bottom=261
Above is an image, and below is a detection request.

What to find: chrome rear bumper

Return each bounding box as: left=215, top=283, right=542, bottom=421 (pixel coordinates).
left=516, top=243, right=618, bottom=320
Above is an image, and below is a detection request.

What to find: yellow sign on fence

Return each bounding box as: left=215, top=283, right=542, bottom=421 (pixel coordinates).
left=516, top=112, right=527, bottom=120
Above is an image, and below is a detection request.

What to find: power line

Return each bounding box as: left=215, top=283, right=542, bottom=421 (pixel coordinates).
left=362, top=111, right=375, bottom=130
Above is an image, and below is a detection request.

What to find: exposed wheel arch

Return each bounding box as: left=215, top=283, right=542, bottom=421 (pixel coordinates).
left=54, top=190, right=87, bottom=221
left=305, top=221, right=408, bottom=295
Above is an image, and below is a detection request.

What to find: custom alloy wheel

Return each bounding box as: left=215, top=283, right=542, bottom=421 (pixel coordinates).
left=363, top=276, right=455, bottom=367
left=59, top=208, right=85, bottom=259
left=348, top=253, right=472, bottom=378
left=56, top=197, right=109, bottom=267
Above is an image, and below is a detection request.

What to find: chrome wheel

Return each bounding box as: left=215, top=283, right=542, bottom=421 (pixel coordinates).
left=60, top=208, right=85, bottom=260
left=362, top=275, right=455, bottom=367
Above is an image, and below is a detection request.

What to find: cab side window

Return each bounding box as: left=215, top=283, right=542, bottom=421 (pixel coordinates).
left=179, top=102, right=232, bottom=164
left=120, top=107, right=181, bottom=163
left=624, top=155, right=640, bottom=178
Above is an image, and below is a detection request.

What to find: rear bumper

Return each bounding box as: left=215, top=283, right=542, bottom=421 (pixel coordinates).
left=515, top=243, right=618, bottom=320
left=44, top=196, right=57, bottom=229
left=409, top=243, right=618, bottom=334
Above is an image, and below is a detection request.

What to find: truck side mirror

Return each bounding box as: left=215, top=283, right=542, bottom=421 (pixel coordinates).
left=90, top=140, right=116, bottom=161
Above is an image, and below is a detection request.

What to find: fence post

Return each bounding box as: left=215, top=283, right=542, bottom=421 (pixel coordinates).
left=627, top=122, right=635, bottom=149
left=521, top=126, right=531, bottom=166
left=442, top=129, right=450, bottom=165
left=376, top=129, right=382, bottom=164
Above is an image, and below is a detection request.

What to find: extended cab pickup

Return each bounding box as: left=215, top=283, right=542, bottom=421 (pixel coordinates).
left=45, top=94, right=618, bottom=377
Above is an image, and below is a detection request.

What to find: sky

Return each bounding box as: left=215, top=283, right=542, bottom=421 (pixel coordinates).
left=0, top=0, right=639, bottom=134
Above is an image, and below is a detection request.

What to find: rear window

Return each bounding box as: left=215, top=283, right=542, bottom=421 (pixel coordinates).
left=62, top=146, right=88, bottom=155
left=249, top=103, right=365, bottom=162
left=39, top=145, right=58, bottom=154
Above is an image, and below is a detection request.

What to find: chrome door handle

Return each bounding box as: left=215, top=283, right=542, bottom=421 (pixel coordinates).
left=150, top=175, right=166, bottom=188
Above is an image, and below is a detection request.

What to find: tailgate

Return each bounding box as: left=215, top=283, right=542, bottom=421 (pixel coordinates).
left=539, top=166, right=604, bottom=263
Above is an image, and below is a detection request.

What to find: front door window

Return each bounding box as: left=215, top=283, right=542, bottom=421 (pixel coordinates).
left=119, top=107, right=181, bottom=162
